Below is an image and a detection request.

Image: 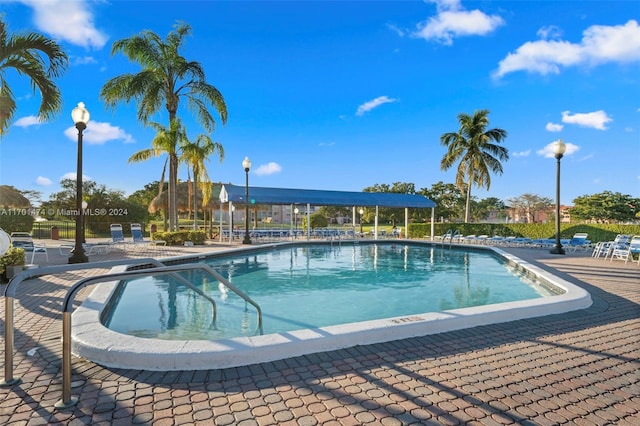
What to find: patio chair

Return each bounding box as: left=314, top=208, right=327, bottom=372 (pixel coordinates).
left=130, top=223, right=166, bottom=250
left=610, top=235, right=640, bottom=264
left=566, top=233, right=590, bottom=252
left=599, top=234, right=631, bottom=260
left=109, top=224, right=128, bottom=251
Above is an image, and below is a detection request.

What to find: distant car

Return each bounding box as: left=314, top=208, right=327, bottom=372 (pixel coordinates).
left=10, top=232, right=34, bottom=250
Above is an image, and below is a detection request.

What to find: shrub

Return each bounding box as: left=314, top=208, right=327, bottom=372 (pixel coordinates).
left=0, top=247, right=26, bottom=280
left=152, top=230, right=206, bottom=245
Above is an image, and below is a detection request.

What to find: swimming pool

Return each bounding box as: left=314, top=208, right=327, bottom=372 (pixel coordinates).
left=104, top=243, right=559, bottom=340
left=71, top=242, right=592, bottom=370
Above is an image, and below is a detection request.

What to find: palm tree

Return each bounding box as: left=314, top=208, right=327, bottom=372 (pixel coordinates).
left=440, top=109, right=508, bottom=223
left=128, top=119, right=187, bottom=230
left=0, top=16, right=68, bottom=136
left=181, top=134, right=224, bottom=228
left=100, top=21, right=228, bottom=231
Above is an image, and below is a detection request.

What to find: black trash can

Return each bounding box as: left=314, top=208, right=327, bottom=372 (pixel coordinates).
left=51, top=226, right=59, bottom=240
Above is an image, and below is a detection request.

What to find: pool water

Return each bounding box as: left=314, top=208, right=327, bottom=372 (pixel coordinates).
left=103, top=243, right=558, bottom=341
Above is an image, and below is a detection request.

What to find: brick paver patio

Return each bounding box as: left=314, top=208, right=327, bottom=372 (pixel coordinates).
left=1, top=241, right=638, bottom=425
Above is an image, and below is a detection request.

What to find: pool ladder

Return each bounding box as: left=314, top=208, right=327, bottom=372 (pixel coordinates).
left=2, top=260, right=263, bottom=409
left=441, top=229, right=461, bottom=246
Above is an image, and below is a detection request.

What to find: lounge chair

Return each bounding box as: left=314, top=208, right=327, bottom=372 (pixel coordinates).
left=610, top=235, right=640, bottom=264
left=131, top=223, right=166, bottom=250
left=109, top=224, right=128, bottom=251
left=566, top=233, right=590, bottom=252
left=597, top=234, right=631, bottom=260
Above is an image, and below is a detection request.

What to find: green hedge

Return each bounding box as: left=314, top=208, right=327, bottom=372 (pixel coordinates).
left=152, top=230, right=206, bottom=246
left=0, top=247, right=26, bottom=278
left=408, top=223, right=640, bottom=243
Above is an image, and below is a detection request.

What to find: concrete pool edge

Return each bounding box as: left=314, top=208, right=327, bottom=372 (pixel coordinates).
left=71, top=243, right=593, bottom=371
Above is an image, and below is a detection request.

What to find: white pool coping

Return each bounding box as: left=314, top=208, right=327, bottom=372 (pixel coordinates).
left=71, top=245, right=592, bottom=371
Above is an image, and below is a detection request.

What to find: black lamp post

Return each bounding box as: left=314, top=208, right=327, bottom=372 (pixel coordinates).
left=550, top=139, right=567, bottom=255
left=242, top=157, right=252, bottom=244
left=69, top=102, right=90, bottom=264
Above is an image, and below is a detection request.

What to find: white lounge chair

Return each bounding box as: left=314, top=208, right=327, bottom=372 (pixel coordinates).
left=610, top=235, right=640, bottom=264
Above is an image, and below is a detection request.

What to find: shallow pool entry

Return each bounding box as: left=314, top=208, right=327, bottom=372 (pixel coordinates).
left=104, top=243, right=558, bottom=341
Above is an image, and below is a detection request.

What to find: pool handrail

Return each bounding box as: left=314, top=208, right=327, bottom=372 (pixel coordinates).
left=2, top=257, right=165, bottom=387
left=55, top=263, right=263, bottom=409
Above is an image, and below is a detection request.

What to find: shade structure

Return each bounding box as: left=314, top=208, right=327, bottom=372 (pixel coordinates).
left=148, top=182, right=223, bottom=214
left=219, top=184, right=436, bottom=208
left=0, top=185, right=30, bottom=208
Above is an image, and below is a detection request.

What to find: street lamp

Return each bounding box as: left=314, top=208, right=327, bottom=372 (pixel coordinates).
left=242, top=156, right=252, bottom=244
left=69, top=102, right=90, bottom=264
left=359, top=208, right=364, bottom=235
left=550, top=139, right=566, bottom=255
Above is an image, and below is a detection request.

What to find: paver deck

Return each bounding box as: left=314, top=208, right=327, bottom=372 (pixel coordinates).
left=1, top=240, right=638, bottom=425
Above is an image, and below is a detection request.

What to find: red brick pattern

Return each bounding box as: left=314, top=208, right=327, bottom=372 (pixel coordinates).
left=1, top=247, right=638, bottom=425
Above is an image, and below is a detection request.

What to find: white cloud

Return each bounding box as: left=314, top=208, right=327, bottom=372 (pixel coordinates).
left=386, top=23, right=405, bottom=37
left=495, top=20, right=640, bottom=78
left=413, top=0, right=504, bottom=45
left=356, top=96, right=397, bottom=116
left=512, top=150, right=531, bottom=157
left=17, top=0, right=108, bottom=49
left=35, top=176, right=52, bottom=186
left=536, top=25, right=563, bottom=40
left=511, top=149, right=531, bottom=157
left=61, top=172, right=91, bottom=181
left=72, top=56, right=98, bottom=66
left=318, top=142, right=336, bottom=147
left=537, top=141, right=579, bottom=158
left=561, top=110, right=612, bottom=130
left=13, top=115, right=44, bottom=128
left=545, top=122, right=563, bottom=132
left=254, top=162, right=282, bottom=176
left=64, top=121, right=134, bottom=145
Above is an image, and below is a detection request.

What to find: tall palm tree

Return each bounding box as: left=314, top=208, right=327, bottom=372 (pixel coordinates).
left=0, top=16, right=68, bottom=136
left=180, top=134, right=224, bottom=228
left=128, top=119, right=187, bottom=229
left=440, top=109, right=508, bottom=223
left=100, top=21, right=228, bottom=231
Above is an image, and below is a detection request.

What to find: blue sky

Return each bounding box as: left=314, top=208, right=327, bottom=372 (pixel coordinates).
left=1, top=0, right=639, bottom=206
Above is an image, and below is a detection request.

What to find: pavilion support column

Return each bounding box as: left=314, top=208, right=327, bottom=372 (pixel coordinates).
left=228, top=202, right=233, bottom=244
left=404, top=207, right=408, bottom=239
left=374, top=206, right=379, bottom=240
left=306, top=203, right=311, bottom=240
left=431, top=207, right=435, bottom=241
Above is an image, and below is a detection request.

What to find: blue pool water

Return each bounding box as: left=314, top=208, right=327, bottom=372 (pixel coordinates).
left=103, top=243, right=559, bottom=341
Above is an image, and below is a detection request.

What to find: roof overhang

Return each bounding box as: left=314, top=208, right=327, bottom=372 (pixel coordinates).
left=219, top=184, right=436, bottom=208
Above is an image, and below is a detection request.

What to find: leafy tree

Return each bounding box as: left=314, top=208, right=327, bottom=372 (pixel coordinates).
left=473, top=197, right=506, bottom=222
left=506, top=193, right=553, bottom=223
left=419, top=181, right=466, bottom=222
left=317, top=206, right=352, bottom=224
left=302, top=213, right=328, bottom=229
left=440, top=110, right=508, bottom=222
left=41, top=179, right=148, bottom=226
left=128, top=118, right=187, bottom=227
left=0, top=16, right=68, bottom=136
left=570, top=191, right=640, bottom=223
left=363, top=182, right=417, bottom=224
left=100, top=21, right=228, bottom=231
left=128, top=181, right=167, bottom=219
left=181, top=133, right=224, bottom=227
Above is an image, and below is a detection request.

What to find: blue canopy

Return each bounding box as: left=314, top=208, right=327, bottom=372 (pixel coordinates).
left=219, top=184, right=436, bottom=208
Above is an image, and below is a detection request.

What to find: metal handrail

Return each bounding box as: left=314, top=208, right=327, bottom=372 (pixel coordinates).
left=450, top=230, right=461, bottom=246
left=2, top=258, right=165, bottom=387
left=55, top=263, right=263, bottom=409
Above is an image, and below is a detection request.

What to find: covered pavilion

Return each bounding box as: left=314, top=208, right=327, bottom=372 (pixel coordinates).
left=219, top=184, right=436, bottom=242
